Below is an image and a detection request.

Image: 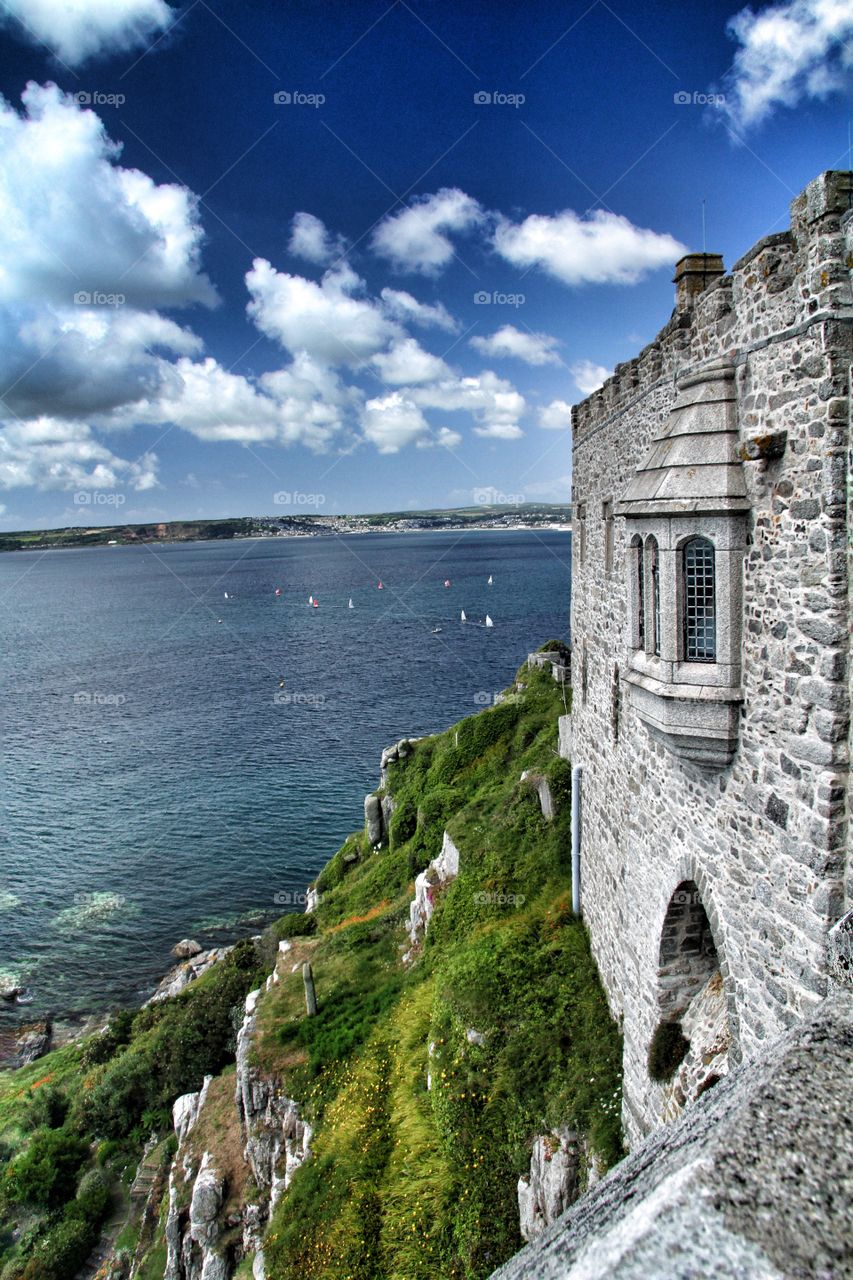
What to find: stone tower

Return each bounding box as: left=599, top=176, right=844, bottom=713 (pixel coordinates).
left=569, top=171, right=853, bottom=1144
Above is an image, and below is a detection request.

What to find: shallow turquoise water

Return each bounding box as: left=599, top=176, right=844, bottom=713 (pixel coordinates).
left=0, top=531, right=570, bottom=1038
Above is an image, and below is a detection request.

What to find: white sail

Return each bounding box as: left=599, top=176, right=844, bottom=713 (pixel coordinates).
left=348, top=598, right=354, bottom=608
left=309, top=595, right=313, bottom=605
left=487, top=575, right=493, bottom=585
left=224, top=592, right=229, bottom=599
left=485, top=614, right=493, bottom=627
left=461, top=610, right=467, bottom=622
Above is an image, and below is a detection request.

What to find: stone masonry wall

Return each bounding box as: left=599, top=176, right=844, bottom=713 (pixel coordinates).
left=570, top=171, right=852, bottom=1143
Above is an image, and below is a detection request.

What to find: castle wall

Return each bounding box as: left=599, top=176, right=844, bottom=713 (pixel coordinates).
left=570, top=171, right=853, bottom=1142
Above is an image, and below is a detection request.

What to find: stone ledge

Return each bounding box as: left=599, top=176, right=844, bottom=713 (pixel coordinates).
left=489, top=993, right=853, bottom=1280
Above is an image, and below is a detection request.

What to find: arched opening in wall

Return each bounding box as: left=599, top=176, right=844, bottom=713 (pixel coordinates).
left=649, top=880, right=731, bottom=1122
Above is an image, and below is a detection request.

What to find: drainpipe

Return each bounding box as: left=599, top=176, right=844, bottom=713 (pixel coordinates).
left=571, top=764, right=582, bottom=915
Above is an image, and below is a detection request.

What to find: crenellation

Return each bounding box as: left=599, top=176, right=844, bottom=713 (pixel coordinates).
left=569, top=170, right=853, bottom=1145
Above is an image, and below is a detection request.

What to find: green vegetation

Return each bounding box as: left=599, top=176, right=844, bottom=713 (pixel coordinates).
left=0, top=943, right=265, bottom=1280
left=0, top=646, right=621, bottom=1280
left=259, top=652, right=622, bottom=1279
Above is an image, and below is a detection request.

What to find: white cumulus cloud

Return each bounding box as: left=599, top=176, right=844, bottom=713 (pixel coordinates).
left=246, top=259, right=399, bottom=366
left=0, top=0, right=174, bottom=66
left=288, top=212, right=348, bottom=265
left=361, top=392, right=431, bottom=453
left=720, top=0, right=853, bottom=130
left=494, top=208, right=685, bottom=286
left=380, top=288, right=459, bottom=332
left=538, top=399, right=574, bottom=430
left=372, top=188, right=485, bottom=275
left=0, top=83, right=216, bottom=311
left=470, top=325, right=561, bottom=366
left=372, top=338, right=452, bottom=386
left=411, top=371, right=526, bottom=440
left=0, top=416, right=158, bottom=492
left=571, top=359, right=611, bottom=395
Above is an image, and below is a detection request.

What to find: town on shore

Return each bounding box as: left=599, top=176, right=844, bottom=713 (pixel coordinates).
left=0, top=504, right=571, bottom=553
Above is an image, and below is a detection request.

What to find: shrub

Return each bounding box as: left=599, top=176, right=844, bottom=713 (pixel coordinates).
left=80, top=1008, right=135, bottom=1068
left=648, top=1020, right=690, bottom=1081
left=22, top=1085, right=69, bottom=1132
left=4, top=1129, right=89, bottom=1208
left=388, top=795, right=417, bottom=848
left=19, top=1216, right=95, bottom=1280
left=73, top=941, right=264, bottom=1138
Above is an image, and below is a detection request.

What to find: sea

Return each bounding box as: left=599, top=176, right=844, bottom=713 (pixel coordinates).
left=0, top=530, right=570, bottom=1051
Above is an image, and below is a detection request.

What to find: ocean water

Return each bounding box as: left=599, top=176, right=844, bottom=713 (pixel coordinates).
left=0, top=531, right=570, bottom=1045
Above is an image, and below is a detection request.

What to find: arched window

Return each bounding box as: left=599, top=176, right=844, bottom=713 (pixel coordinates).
left=683, top=537, right=716, bottom=662
left=646, top=536, right=661, bottom=656
left=631, top=535, right=644, bottom=648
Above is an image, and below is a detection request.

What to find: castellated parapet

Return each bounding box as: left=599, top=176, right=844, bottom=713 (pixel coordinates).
left=569, top=170, right=853, bottom=1144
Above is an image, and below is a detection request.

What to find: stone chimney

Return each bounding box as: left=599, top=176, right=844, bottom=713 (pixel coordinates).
left=673, top=252, right=725, bottom=313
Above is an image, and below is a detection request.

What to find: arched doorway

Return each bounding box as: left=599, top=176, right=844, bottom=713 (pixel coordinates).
left=649, top=880, right=731, bottom=1121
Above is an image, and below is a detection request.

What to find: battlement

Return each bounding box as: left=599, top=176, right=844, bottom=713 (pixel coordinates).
left=571, top=170, right=853, bottom=448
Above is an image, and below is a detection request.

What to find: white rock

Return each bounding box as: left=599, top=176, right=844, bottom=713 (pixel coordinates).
left=519, top=1129, right=580, bottom=1242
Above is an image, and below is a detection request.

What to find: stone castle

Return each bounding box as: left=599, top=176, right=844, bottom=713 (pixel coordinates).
left=568, top=170, right=853, bottom=1144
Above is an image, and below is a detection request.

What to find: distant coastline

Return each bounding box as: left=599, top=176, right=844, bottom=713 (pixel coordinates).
left=0, top=504, right=572, bottom=554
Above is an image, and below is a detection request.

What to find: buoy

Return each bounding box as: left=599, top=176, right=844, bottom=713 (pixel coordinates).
left=313, top=599, right=319, bottom=608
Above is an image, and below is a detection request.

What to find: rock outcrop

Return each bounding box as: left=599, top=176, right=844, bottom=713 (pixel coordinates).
left=148, top=946, right=232, bottom=1004
left=164, top=1078, right=230, bottom=1280
left=403, top=830, right=460, bottom=964
left=172, top=939, right=203, bottom=960
left=364, top=793, right=383, bottom=845
left=490, top=992, right=853, bottom=1280
left=235, top=990, right=312, bottom=1220
left=12, top=1020, right=52, bottom=1066
left=518, top=1129, right=581, bottom=1242
left=520, top=771, right=555, bottom=820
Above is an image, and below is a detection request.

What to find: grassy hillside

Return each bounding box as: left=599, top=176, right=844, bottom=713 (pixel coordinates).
left=0, top=648, right=621, bottom=1280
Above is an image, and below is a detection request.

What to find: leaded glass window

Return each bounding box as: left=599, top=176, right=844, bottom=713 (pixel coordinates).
left=683, top=537, right=716, bottom=662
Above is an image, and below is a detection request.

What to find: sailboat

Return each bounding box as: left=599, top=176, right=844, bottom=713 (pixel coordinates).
left=224, top=592, right=229, bottom=600
left=377, top=581, right=384, bottom=590
left=275, top=587, right=281, bottom=596
left=444, top=579, right=451, bottom=588
left=313, top=599, right=319, bottom=609
left=309, top=595, right=314, bottom=605
left=461, top=610, right=467, bottom=623
left=348, top=598, right=354, bottom=609
left=485, top=615, right=494, bottom=628
left=487, top=575, right=493, bottom=585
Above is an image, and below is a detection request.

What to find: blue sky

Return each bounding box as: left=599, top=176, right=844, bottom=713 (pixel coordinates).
left=0, top=0, right=850, bottom=528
